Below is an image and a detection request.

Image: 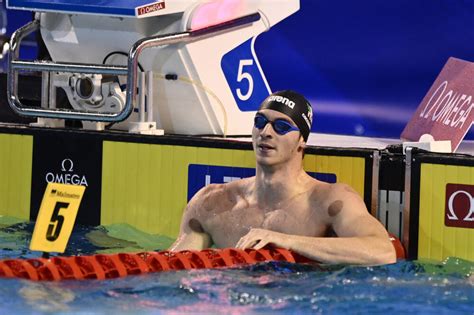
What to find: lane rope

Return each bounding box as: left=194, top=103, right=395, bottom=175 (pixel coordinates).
left=0, top=237, right=405, bottom=281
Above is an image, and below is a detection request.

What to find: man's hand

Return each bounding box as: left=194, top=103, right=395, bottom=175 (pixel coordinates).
left=235, top=228, right=289, bottom=250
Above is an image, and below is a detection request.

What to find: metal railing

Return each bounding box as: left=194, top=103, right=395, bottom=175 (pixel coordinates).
left=7, top=12, right=260, bottom=122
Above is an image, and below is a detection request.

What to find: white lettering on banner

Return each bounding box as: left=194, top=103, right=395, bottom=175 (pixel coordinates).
left=45, top=158, right=89, bottom=186
left=447, top=190, right=474, bottom=222
left=268, top=95, right=295, bottom=109
left=223, top=176, right=241, bottom=183
left=420, top=80, right=473, bottom=129
left=204, top=175, right=242, bottom=186
left=45, top=173, right=88, bottom=186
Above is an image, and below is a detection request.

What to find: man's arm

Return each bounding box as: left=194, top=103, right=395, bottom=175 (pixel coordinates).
left=169, top=187, right=213, bottom=251
left=236, top=184, right=396, bottom=265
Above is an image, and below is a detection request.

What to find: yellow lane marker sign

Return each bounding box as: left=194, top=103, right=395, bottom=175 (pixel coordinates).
left=30, top=182, right=86, bottom=253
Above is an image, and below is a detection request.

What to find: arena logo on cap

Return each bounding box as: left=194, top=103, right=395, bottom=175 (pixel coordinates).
left=268, top=95, right=295, bottom=109
left=445, top=183, right=474, bottom=228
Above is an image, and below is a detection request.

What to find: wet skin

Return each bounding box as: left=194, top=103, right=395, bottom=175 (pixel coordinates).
left=171, top=109, right=396, bottom=265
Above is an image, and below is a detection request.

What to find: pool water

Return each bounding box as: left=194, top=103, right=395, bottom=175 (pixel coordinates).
left=0, top=217, right=472, bottom=314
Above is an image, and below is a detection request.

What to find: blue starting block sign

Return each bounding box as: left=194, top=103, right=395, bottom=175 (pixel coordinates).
left=221, top=37, right=272, bottom=112
left=7, top=0, right=166, bottom=17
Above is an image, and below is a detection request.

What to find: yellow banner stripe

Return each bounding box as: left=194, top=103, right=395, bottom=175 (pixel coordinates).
left=418, top=163, right=473, bottom=261
left=0, top=134, right=33, bottom=220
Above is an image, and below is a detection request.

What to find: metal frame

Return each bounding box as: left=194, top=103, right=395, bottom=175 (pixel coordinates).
left=370, top=149, right=380, bottom=217
left=7, top=13, right=260, bottom=122
left=402, top=146, right=413, bottom=257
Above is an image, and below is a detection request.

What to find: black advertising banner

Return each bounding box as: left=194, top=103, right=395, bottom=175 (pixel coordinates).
left=30, top=132, right=102, bottom=225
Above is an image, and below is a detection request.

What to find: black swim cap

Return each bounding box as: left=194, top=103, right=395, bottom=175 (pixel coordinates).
left=258, top=90, right=313, bottom=141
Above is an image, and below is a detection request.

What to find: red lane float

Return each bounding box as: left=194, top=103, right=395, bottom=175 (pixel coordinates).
left=0, top=248, right=310, bottom=281
left=390, top=234, right=406, bottom=260
left=0, top=238, right=405, bottom=281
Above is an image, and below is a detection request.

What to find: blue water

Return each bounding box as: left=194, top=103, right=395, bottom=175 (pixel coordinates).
left=0, top=220, right=472, bottom=314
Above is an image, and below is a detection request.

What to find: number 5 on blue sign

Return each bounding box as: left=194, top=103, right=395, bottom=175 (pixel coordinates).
left=236, top=59, right=254, bottom=101
left=221, top=37, right=271, bottom=111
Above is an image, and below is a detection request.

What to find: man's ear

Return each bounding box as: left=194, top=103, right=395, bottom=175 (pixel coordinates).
left=297, top=136, right=306, bottom=152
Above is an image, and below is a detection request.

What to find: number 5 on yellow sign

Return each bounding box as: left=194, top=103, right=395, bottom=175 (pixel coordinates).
left=30, top=182, right=86, bottom=253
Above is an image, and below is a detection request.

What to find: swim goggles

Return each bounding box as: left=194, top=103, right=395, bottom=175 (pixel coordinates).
left=254, top=114, right=299, bottom=135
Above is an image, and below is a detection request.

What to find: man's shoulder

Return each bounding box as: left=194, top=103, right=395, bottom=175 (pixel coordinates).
left=192, top=177, right=253, bottom=205
left=306, top=181, right=368, bottom=221
left=308, top=181, right=360, bottom=204
left=328, top=182, right=358, bottom=194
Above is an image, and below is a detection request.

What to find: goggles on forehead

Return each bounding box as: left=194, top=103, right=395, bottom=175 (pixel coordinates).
left=254, top=114, right=299, bottom=135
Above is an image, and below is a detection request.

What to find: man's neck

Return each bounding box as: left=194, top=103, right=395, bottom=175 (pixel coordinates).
left=253, top=160, right=308, bottom=209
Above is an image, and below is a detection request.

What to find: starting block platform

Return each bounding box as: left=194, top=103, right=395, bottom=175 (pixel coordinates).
left=7, top=0, right=299, bottom=136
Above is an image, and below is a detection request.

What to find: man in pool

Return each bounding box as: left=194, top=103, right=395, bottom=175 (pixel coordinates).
left=170, top=90, right=396, bottom=265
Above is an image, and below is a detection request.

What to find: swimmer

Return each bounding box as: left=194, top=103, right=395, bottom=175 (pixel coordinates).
left=170, top=90, right=396, bottom=265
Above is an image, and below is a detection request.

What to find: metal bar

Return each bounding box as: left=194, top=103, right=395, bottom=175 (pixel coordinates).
left=371, top=150, right=380, bottom=217
left=8, top=13, right=261, bottom=122
left=41, top=71, right=49, bottom=108
left=9, top=19, right=39, bottom=59
left=12, top=60, right=128, bottom=75
left=138, top=72, right=145, bottom=123
left=190, top=12, right=261, bottom=37
left=120, top=32, right=190, bottom=123
left=402, top=147, right=413, bottom=255
left=49, top=72, right=56, bottom=109
left=7, top=20, right=38, bottom=117
left=146, top=70, right=153, bottom=123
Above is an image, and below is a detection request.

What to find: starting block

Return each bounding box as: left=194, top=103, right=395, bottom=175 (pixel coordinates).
left=6, top=0, right=299, bottom=135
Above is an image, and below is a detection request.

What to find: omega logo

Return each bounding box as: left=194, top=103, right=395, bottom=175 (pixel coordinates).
left=419, top=80, right=473, bottom=129
left=445, top=184, right=474, bottom=228
left=61, top=158, right=74, bottom=172
left=45, top=158, right=89, bottom=186
left=447, top=190, right=474, bottom=221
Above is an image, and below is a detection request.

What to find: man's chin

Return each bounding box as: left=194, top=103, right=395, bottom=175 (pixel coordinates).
left=255, top=155, right=278, bottom=166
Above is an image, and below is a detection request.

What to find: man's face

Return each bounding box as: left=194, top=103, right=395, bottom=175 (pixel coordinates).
left=252, top=109, right=304, bottom=166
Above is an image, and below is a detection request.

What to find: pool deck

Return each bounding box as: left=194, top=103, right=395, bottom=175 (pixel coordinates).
left=217, top=132, right=474, bottom=156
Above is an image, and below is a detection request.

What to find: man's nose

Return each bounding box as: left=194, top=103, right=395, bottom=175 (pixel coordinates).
left=259, top=122, right=274, bottom=137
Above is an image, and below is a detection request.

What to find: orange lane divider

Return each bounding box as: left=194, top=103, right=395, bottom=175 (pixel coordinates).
left=0, top=248, right=311, bottom=281
left=0, top=237, right=406, bottom=281
left=389, top=234, right=406, bottom=260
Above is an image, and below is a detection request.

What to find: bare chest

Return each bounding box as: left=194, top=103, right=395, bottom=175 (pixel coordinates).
left=204, top=198, right=329, bottom=248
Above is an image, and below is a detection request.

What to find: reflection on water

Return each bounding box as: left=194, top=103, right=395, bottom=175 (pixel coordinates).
left=0, top=217, right=472, bottom=314
left=19, top=282, right=75, bottom=312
